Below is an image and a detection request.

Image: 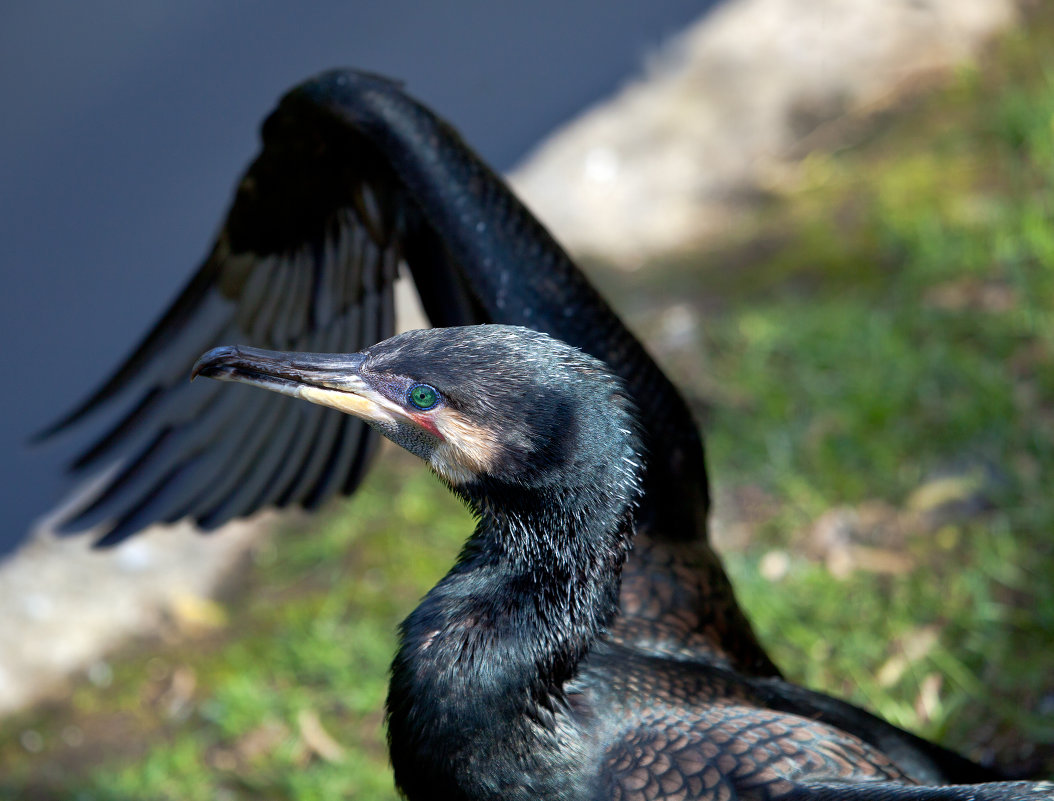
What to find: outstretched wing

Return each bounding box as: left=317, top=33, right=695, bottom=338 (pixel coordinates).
left=42, top=69, right=710, bottom=548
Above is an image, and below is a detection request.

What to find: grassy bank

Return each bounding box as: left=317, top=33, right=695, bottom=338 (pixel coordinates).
left=635, top=12, right=1054, bottom=768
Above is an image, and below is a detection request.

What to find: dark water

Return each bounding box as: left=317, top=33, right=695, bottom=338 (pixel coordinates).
left=0, top=0, right=719, bottom=557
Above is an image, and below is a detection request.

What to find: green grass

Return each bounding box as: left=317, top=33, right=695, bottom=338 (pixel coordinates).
left=652, top=15, right=1054, bottom=766
left=4, top=11, right=1054, bottom=798
left=0, top=458, right=469, bottom=800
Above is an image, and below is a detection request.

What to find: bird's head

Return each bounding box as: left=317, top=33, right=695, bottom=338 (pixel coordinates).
left=192, top=325, right=642, bottom=512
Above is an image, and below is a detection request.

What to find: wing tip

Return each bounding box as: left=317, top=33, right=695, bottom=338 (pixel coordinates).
left=294, top=68, right=405, bottom=99
left=276, top=68, right=411, bottom=128
left=29, top=401, right=96, bottom=445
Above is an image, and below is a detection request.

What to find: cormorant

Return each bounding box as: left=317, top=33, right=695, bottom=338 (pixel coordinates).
left=191, top=325, right=1050, bottom=800
left=41, top=70, right=1048, bottom=797
left=44, top=69, right=773, bottom=677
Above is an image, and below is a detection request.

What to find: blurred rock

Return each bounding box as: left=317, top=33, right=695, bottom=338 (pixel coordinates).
left=759, top=549, right=791, bottom=581
left=924, top=278, right=1019, bottom=312
left=877, top=625, right=941, bottom=687
left=297, top=708, right=347, bottom=764
left=805, top=504, right=918, bottom=579
left=0, top=520, right=265, bottom=717
left=908, top=461, right=1004, bottom=529
left=511, top=0, right=1017, bottom=268
left=797, top=460, right=1004, bottom=578
left=168, top=592, right=230, bottom=636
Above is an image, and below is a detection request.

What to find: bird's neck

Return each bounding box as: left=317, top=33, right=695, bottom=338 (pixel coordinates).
left=386, top=481, right=635, bottom=799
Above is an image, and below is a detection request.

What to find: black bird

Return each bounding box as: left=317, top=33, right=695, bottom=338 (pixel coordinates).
left=44, top=69, right=773, bottom=678
left=192, top=325, right=1050, bottom=800
left=41, top=70, right=1042, bottom=795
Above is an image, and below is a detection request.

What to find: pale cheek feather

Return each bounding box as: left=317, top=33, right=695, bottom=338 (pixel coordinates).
left=429, top=408, right=504, bottom=485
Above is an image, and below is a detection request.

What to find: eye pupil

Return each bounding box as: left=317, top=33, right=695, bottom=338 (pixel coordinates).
left=408, top=384, right=438, bottom=410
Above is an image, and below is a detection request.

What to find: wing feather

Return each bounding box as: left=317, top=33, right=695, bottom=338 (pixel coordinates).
left=44, top=68, right=709, bottom=556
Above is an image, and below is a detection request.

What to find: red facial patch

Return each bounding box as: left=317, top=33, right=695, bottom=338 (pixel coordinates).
left=410, top=412, right=444, bottom=441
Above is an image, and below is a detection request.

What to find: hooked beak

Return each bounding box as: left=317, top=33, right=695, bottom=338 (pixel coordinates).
left=192, top=345, right=404, bottom=426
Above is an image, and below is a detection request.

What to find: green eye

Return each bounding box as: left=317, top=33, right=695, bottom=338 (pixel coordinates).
left=407, top=384, right=439, bottom=410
